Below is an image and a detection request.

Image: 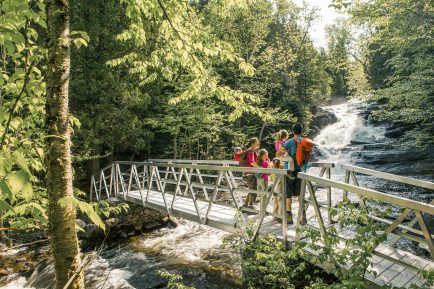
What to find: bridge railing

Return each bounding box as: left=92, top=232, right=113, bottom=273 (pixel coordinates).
left=90, top=160, right=434, bottom=263
left=90, top=160, right=335, bottom=243
left=339, top=164, right=434, bottom=258
left=297, top=169, right=434, bottom=266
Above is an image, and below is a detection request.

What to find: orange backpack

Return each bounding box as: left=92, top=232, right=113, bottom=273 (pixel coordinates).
left=292, top=137, right=315, bottom=167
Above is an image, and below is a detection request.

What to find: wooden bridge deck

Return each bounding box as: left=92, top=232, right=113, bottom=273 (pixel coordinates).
left=92, top=160, right=434, bottom=288
left=123, top=189, right=432, bottom=288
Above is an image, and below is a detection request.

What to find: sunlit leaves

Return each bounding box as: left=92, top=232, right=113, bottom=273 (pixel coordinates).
left=111, top=0, right=267, bottom=120
left=58, top=196, right=106, bottom=230
left=0, top=0, right=48, bottom=230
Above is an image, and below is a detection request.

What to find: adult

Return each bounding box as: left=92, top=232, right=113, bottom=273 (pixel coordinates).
left=282, top=123, right=304, bottom=224
left=241, top=137, right=260, bottom=209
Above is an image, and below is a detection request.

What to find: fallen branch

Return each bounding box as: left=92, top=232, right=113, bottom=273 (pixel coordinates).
left=1, top=239, right=49, bottom=252
left=0, top=227, right=26, bottom=231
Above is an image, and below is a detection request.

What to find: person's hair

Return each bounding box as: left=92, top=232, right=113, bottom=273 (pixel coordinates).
left=257, top=148, right=268, bottom=166
left=246, top=137, right=259, bottom=149
left=292, top=123, right=303, bottom=135
left=275, top=129, right=288, bottom=141
left=273, top=158, right=282, bottom=169
left=272, top=157, right=282, bottom=169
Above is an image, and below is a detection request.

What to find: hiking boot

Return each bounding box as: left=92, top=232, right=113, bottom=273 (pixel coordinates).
left=286, top=211, right=294, bottom=225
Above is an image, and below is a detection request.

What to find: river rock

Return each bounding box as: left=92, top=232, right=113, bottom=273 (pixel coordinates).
left=384, top=125, right=414, bottom=139
left=104, top=218, right=119, bottom=228
left=359, top=150, right=427, bottom=165
left=311, top=108, right=337, bottom=129
left=85, top=224, right=104, bottom=240
left=350, top=140, right=371, bottom=145
left=76, top=219, right=87, bottom=229
left=0, top=268, right=8, bottom=277
left=362, top=143, right=393, bottom=150
left=309, top=108, right=338, bottom=138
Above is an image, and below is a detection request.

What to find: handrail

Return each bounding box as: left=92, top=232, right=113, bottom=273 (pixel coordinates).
left=115, top=161, right=289, bottom=175
left=341, top=164, right=434, bottom=190
left=297, top=173, right=434, bottom=215
left=148, top=159, right=238, bottom=165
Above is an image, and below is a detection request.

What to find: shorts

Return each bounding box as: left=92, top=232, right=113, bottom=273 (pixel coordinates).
left=285, top=171, right=302, bottom=198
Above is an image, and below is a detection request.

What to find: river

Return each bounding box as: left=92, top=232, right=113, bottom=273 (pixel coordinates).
left=2, top=101, right=432, bottom=289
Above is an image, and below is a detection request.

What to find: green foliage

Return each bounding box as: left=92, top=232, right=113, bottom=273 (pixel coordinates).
left=58, top=196, right=105, bottom=230
left=0, top=0, right=48, bottom=230
left=109, top=0, right=263, bottom=122
left=69, top=0, right=333, bottom=177
left=325, top=19, right=352, bottom=97
left=298, top=199, right=389, bottom=288
left=226, top=198, right=433, bottom=288
left=333, top=0, right=434, bottom=147
left=93, top=200, right=129, bottom=219
left=158, top=269, right=195, bottom=289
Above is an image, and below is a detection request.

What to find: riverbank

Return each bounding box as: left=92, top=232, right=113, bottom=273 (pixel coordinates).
left=0, top=204, right=169, bottom=287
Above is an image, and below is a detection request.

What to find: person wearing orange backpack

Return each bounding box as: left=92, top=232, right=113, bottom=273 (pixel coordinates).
left=282, top=123, right=314, bottom=224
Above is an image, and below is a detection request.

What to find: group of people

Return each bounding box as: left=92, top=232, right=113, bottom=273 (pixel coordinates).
left=234, top=123, right=309, bottom=224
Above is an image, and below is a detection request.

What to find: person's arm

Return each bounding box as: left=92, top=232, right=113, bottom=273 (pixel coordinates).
left=283, top=140, right=290, bottom=152
left=250, top=162, right=260, bottom=168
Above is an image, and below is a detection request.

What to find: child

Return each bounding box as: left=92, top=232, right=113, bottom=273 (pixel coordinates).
left=256, top=149, right=270, bottom=213
left=275, top=129, right=289, bottom=159
left=233, top=146, right=242, bottom=161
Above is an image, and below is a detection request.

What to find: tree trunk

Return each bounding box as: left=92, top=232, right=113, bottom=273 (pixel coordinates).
left=173, top=135, right=178, bottom=159
left=45, top=1, right=84, bottom=288
left=258, top=87, right=273, bottom=142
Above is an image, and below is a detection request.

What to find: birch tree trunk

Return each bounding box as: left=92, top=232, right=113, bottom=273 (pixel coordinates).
left=45, top=0, right=84, bottom=288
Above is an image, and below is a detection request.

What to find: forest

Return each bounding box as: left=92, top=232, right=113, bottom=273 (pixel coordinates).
left=0, top=0, right=433, bottom=288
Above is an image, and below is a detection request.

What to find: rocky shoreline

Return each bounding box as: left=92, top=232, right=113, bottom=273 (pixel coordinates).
left=355, top=101, right=434, bottom=177
left=0, top=203, right=171, bottom=286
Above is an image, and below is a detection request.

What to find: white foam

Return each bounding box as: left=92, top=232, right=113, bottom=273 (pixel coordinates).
left=85, top=255, right=134, bottom=288
left=0, top=277, right=35, bottom=289
left=141, top=221, right=227, bottom=262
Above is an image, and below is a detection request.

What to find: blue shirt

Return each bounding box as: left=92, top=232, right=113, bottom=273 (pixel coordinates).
left=283, top=136, right=302, bottom=171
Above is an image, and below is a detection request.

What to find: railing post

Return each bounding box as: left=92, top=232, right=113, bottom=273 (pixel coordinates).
left=282, top=175, right=288, bottom=246
left=343, top=170, right=350, bottom=200
left=327, top=167, right=332, bottom=224
left=109, top=164, right=114, bottom=199
left=90, top=176, right=94, bottom=201
left=115, top=163, right=119, bottom=197
left=296, top=178, right=306, bottom=241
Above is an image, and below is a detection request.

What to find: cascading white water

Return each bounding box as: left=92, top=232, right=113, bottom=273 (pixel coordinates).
left=314, top=101, right=386, bottom=165
left=0, top=221, right=239, bottom=289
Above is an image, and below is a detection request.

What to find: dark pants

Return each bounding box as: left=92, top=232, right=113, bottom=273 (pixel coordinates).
left=246, top=174, right=257, bottom=205
left=286, top=171, right=302, bottom=197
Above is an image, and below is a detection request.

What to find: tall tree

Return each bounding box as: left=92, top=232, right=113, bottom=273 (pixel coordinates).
left=45, top=0, right=83, bottom=288
left=325, top=19, right=351, bottom=97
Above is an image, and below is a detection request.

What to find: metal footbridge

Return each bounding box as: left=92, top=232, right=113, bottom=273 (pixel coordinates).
left=90, top=159, right=434, bottom=288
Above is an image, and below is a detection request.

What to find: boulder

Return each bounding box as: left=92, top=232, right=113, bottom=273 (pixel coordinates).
left=384, top=125, right=414, bottom=139
left=309, top=108, right=337, bottom=138
left=311, top=108, right=337, bottom=129
left=359, top=150, right=427, bottom=165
